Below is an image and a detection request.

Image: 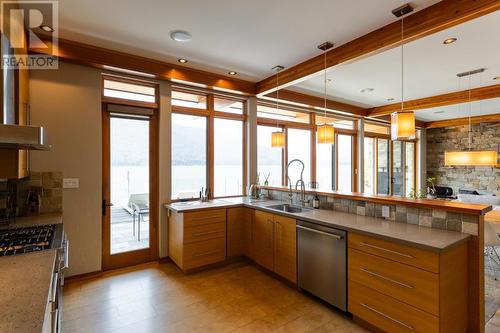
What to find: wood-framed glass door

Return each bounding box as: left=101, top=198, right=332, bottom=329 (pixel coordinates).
left=102, top=104, right=158, bottom=270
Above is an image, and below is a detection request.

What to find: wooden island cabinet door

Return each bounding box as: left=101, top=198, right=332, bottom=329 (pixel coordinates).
left=274, top=215, right=297, bottom=283
left=253, top=210, right=275, bottom=271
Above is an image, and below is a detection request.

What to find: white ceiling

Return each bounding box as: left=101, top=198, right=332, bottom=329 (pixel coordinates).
left=413, top=97, right=500, bottom=122
left=291, top=10, right=500, bottom=114
left=57, top=0, right=440, bottom=81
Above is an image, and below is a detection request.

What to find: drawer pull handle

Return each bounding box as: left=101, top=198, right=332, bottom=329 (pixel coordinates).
left=193, top=231, right=220, bottom=237
left=360, top=268, right=414, bottom=289
left=193, top=250, right=220, bottom=258
left=361, top=303, right=414, bottom=330
left=360, top=242, right=414, bottom=259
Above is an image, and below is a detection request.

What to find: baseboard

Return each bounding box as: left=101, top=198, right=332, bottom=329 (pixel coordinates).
left=65, top=270, right=103, bottom=284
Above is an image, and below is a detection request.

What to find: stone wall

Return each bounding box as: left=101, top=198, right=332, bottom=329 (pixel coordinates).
left=427, top=123, right=500, bottom=195
left=266, top=189, right=479, bottom=236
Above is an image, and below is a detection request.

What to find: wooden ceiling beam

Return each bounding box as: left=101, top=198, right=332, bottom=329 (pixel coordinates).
left=264, top=90, right=368, bottom=116
left=35, top=36, right=256, bottom=95
left=424, top=113, right=500, bottom=129
left=255, top=0, right=500, bottom=95
left=374, top=114, right=428, bottom=128
left=367, top=84, right=500, bottom=117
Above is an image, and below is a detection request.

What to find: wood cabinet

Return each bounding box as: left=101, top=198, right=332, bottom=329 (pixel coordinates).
left=274, top=214, right=296, bottom=283
left=251, top=210, right=297, bottom=283
left=348, top=232, right=468, bottom=333
left=227, top=207, right=246, bottom=258
left=168, top=208, right=226, bottom=271
left=253, top=210, right=275, bottom=271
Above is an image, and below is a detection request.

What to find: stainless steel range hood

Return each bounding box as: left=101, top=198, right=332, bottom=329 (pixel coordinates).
left=0, top=124, right=50, bottom=150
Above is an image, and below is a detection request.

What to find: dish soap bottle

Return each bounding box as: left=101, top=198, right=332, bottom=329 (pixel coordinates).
left=313, top=195, right=320, bottom=209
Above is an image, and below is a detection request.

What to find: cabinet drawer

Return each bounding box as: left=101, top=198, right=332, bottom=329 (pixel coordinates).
left=348, top=232, right=439, bottom=273
left=349, top=248, right=439, bottom=316
left=184, top=237, right=226, bottom=269
left=184, top=221, right=226, bottom=244
left=184, top=209, right=226, bottom=227
left=349, top=281, right=439, bottom=333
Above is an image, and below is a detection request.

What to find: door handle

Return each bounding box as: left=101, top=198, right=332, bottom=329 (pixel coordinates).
left=102, top=199, right=114, bottom=216
left=296, top=225, right=343, bottom=240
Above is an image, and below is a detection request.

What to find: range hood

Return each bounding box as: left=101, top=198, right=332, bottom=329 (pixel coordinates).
left=0, top=124, right=50, bottom=150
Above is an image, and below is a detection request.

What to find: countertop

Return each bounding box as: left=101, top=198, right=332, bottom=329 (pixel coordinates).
left=0, top=250, right=57, bottom=333
left=0, top=213, right=63, bottom=230
left=166, top=198, right=471, bottom=252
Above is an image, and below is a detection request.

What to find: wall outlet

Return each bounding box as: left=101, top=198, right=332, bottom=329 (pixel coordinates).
left=382, top=205, right=390, bottom=218
left=63, top=178, right=79, bottom=189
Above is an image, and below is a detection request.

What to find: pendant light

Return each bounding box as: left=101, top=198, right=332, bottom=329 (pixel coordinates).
left=445, top=69, right=498, bottom=166
left=391, top=10, right=416, bottom=141
left=317, top=42, right=335, bottom=144
left=271, top=65, right=285, bottom=148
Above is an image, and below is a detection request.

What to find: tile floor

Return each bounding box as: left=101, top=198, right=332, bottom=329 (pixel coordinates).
left=62, top=262, right=367, bottom=333
left=110, top=207, right=149, bottom=254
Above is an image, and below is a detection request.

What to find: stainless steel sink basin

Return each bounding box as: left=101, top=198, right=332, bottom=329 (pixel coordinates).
left=267, top=204, right=311, bottom=213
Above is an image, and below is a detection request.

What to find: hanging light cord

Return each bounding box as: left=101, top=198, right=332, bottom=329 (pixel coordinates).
left=400, top=16, right=404, bottom=113
left=323, top=47, right=327, bottom=123
left=276, top=70, right=280, bottom=131
left=468, top=74, right=471, bottom=151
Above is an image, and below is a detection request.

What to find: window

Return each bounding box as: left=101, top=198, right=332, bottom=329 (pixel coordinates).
left=172, top=90, right=207, bottom=109
left=364, top=137, right=375, bottom=194
left=287, top=128, right=311, bottom=186
left=171, top=113, right=207, bottom=199
left=257, top=125, right=282, bottom=186
left=337, top=134, right=353, bottom=192
left=214, top=119, right=243, bottom=196
left=214, top=97, right=244, bottom=114
left=315, top=115, right=355, bottom=130
left=257, top=104, right=310, bottom=124
left=103, top=77, right=156, bottom=103
left=316, top=140, right=333, bottom=191
left=405, top=142, right=415, bottom=197
left=365, top=122, right=390, bottom=135
left=377, top=139, right=390, bottom=195
left=171, top=89, right=246, bottom=199
left=392, top=141, right=404, bottom=196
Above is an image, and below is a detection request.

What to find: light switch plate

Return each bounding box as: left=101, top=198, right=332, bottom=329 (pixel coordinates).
left=63, top=178, right=79, bottom=189
left=382, top=205, right=390, bottom=218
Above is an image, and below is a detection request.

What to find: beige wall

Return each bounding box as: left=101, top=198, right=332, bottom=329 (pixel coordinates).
left=30, top=62, right=103, bottom=276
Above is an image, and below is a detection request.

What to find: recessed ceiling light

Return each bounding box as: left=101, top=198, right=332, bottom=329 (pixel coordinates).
left=443, top=38, right=457, bottom=45
left=39, top=24, right=54, bottom=32
left=228, top=71, right=237, bottom=75
left=387, top=98, right=395, bottom=102
left=360, top=88, right=374, bottom=93
left=178, top=58, right=188, bottom=64
left=326, top=79, right=333, bottom=83
left=170, top=30, right=192, bottom=42
left=434, top=110, right=445, bottom=114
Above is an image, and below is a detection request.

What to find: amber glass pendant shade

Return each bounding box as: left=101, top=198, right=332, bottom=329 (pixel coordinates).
left=317, top=124, right=335, bottom=144
left=444, top=151, right=498, bottom=166
left=271, top=131, right=285, bottom=148
left=391, top=111, right=416, bottom=141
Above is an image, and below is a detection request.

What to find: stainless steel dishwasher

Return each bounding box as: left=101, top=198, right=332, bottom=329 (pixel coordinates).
left=297, top=220, right=347, bottom=311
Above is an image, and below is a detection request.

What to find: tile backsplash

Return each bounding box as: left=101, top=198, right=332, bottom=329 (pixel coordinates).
left=266, top=189, right=479, bottom=236
left=1, top=171, right=63, bottom=216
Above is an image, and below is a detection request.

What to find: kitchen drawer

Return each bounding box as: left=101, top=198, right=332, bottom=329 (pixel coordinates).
left=349, top=248, right=439, bottom=316
left=183, top=237, right=226, bottom=269
left=348, top=232, right=439, bottom=273
left=349, top=281, right=439, bottom=333
left=184, top=209, right=226, bottom=227
left=184, top=221, right=226, bottom=244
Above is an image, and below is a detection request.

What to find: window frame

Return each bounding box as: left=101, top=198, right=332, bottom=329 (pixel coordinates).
left=256, top=102, right=358, bottom=191
left=171, top=87, right=247, bottom=200
left=102, top=75, right=159, bottom=109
